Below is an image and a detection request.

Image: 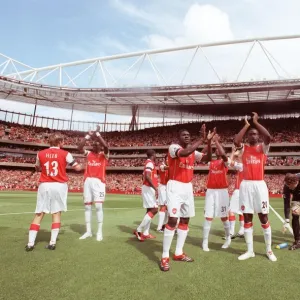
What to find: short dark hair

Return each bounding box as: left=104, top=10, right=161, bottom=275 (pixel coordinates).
left=284, top=173, right=299, bottom=185
left=178, top=129, right=189, bottom=136
left=146, top=149, right=156, bottom=158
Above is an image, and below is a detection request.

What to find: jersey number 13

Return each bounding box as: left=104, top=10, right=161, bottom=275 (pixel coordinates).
left=44, top=161, right=59, bottom=176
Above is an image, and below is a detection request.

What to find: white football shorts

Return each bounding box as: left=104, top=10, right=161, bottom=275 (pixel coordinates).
left=230, top=189, right=242, bottom=215
left=166, top=180, right=195, bottom=218
left=142, top=185, right=158, bottom=208
left=36, top=182, right=68, bottom=214
left=239, top=180, right=269, bottom=214
left=158, top=184, right=167, bottom=206
left=84, top=177, right=106, bottom=203
left=204, top=188, right=230, bottom=218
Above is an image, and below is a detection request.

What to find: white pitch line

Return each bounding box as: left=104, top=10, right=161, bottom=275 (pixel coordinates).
left=0, top=207, right=140, bottom=216
left=0, top=206, right=284, bottom=216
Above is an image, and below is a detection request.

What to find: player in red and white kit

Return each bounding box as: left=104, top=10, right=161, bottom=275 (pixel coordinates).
left=25, top=134, right=81, bottom=251
left=227, top=146, right=245, bottom=239
left=160, top=125, right=215, bottom=272
left=202, top=134, right=231, bottom=251
left=134, top=149, right=158, bottom=241
left=78, top=126, right=109, bottom=242
left=234, top=113, right=277, bottom=262
left=157, top=155, right=169, bottom=232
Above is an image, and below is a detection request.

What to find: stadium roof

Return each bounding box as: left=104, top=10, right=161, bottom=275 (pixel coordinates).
left=2, top=34, right=300, bottom=117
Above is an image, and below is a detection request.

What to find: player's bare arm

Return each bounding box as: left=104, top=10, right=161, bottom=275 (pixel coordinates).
left=200, top=128, right=215, bottom=163
left=252, top=112, right=272, bottom=145
left=144, top=172, right=158, bottom=192
left=213, top=134, right=227, bottom=162
left=78, top=130, right=93, bottom=154
left=94, top=126, right=109, bottom=155
left=234, top=115, right=250, bottom=147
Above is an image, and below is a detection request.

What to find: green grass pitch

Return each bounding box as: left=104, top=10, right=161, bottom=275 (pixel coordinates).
left=0, top=192, right=300, bottom=300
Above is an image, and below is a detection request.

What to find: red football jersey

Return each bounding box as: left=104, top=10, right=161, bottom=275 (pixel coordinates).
left=168, top=144, right=203, bottom=183
left=242, top=144, right=267, bottom=181
left=37, top=147, right=74, bottom=183
left=143, top=159, right=158, bottom=188
left=84, top=151, right=108, bottom=183
left=206, top=159, right=228, bottom=189
left=158, top=163, right=169, bottom=185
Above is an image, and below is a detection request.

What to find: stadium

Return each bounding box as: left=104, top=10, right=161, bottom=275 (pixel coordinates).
left=1, top=4, right=300, bottom=299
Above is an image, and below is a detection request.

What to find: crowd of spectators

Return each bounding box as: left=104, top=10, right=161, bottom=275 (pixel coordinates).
left=0, top=169, right=286, bottom=194
left=1, top=154, right=300, bottom=167
left=1, top=118, right=300, bottom=147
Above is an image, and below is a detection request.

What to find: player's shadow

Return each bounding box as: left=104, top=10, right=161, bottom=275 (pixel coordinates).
left=253, top=229, right=293, bottom=245
left=34, top=229, right=65, bottom=245
left=133, top=221, right=157, bottom=231
left=118, top=224, right=161, bottom=265
left=70, top=224, right=86, bottom=235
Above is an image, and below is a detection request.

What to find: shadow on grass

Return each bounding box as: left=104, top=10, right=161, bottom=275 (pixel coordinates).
left=34, top=229, right=65, bottom=245
left=118, top=224, right=161, bottom=265
left=70, top=224, right=86, bottom=236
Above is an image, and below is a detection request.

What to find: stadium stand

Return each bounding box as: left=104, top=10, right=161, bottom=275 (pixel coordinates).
left=0, top=117, right=297, bottom=195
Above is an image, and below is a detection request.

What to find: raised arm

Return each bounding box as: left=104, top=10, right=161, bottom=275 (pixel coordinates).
left=252, top=112, right=272, bottom=145
left=77, top=131, right=93, bottom=154
left=200, top=129, right=215, bottom=163
left=178, top=124, right=210, bottom=157
left=213, top=134, right=227, bottom=162
left=95, top=126, right=109, bottom=155
left=234, top=116, right=250, bottom=147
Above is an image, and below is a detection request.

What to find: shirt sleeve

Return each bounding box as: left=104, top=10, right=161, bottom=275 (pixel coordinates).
left=195, top=150, right=204, bottom=162
left=35, top=153, right=40, bottom=167
left=145, top=162, right=154, bottom=172
left=169, top=144, right=182, bottom=158
left=262, top=143, right=270, bottom=154
left=66, top=152, right=77, bottom=166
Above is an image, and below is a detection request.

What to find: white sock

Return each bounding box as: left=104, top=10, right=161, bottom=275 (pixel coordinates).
left=244, top=223, right=254, bottom=253
left=162, top=226, right=176, bottom=258
left=84, top=204, right=92, bottom=233
left=223, top=220, right=231, bottom=238
left=50, top=223, right=61, bottom=245
left=203, top=219, right=212, bottom=245
left=239, top=221, right=245, bottom=234
left=175, top=225, right=188, bottom=256
left=262, top=222, right=272, bottom=252
left=95, top=202, right=103, bottom=235
left=157, top=211, right=166, bottom=230
left=229, top=218, right=236, bottom=235
left=137, top=212, right=152, bottom=233
left=28, top=223, right=40, bottom=246
left=163, top=211, right=168, bottom=224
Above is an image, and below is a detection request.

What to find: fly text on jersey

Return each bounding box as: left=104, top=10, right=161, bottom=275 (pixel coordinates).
left=245, top=156, right=261, bottom=165
left=88, top=160, right=102, bottom=167
left=179, top=162, right=194, bottom=170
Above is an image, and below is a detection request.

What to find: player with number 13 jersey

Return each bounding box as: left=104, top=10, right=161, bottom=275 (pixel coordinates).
left=25, top=134, right=81, bottom=252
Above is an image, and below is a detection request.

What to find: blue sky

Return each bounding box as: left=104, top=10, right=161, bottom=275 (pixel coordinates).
left=1, top=0, right=300, bottom=128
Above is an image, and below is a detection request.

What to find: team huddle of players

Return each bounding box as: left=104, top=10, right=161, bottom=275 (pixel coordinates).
left=24, top=113, right=300, bottom=273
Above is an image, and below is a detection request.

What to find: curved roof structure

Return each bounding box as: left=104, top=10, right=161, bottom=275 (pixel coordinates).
left=1, top=35, right=300, bottom=117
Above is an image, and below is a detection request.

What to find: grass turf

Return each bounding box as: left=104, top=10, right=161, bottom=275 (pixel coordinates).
left=0, top=192, right=299, bottom=300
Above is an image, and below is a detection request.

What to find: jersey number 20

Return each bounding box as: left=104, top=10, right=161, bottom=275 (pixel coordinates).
left=44, top=161, right=59, bottom=176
